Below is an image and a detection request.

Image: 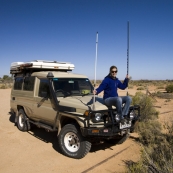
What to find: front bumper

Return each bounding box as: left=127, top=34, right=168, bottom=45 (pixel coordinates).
left=80, top=126, right=124, bottom=137
left=81, top=105, right=140, bottom=137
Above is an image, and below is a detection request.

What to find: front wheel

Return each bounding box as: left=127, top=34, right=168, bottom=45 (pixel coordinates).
left=58, top=124, right=91, bottom=159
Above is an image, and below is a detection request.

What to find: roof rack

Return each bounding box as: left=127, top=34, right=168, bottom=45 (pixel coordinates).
left=10, top=60, right=75, bottom=74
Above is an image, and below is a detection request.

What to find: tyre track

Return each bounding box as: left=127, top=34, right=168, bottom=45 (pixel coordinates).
left=82, top=145, right=131, bottom=173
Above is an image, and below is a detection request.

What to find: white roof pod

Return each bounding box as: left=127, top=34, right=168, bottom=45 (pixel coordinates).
left=10, top=60, right=75, bottom=74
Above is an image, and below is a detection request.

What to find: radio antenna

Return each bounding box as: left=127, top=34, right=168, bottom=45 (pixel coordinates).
left=127, top=21, right=130, bottom=96
left=93, top=32, right=98, bottom=110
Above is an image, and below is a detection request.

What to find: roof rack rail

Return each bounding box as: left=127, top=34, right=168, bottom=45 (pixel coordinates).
left=10, top=60, right=75, bottom=74
left=31, top=60, right=71, bottom=63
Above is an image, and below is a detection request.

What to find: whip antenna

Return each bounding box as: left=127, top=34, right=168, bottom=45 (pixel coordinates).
left=127, top=21, right=130, bottom=95
left=93, top=32, right=98, bottom=110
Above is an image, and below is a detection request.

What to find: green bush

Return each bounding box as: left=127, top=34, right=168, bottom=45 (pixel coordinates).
left=165, top=84, right=173, bottom=93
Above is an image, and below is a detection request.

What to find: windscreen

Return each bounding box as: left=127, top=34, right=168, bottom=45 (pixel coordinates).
left=53, top=78, right=94, bottom=97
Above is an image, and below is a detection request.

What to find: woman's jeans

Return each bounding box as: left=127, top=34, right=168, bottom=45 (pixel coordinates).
left=104, top=96, right=132, bottom=119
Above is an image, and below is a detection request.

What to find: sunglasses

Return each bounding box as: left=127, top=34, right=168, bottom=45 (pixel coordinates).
left=111, top=70, right=118, bottom=73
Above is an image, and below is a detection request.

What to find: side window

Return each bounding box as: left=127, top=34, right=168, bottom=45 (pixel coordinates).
left=38, top=79, right=50, bottom=97
left=23, top=77, right=35, bottom=91
left=14, top=77, right=23, bottom=90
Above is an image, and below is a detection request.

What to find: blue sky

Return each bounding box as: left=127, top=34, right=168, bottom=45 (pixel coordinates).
left=0, top=0, right=173, bottom=80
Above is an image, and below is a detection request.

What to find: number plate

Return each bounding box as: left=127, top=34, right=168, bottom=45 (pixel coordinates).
left=119, top=121, right=131, bottom=129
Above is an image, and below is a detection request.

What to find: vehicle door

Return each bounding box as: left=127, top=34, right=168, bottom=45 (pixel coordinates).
left=33, top=78, right=57, bottom=125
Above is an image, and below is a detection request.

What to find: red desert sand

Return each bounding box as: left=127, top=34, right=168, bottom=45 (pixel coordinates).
left=0, top=87, right=172, bottom=173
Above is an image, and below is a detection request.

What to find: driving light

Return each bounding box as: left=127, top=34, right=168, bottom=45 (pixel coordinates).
left=115, top=114, right=120, bottom=122
left=129, top=111, right=135, bottom=119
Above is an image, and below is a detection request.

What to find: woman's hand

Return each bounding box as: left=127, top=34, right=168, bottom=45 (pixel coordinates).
left=93, top=89, right=97, bottom=94
left=126, top=74, right=130, bottom=79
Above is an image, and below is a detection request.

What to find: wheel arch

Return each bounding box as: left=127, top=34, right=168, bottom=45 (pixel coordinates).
left=61, top=116, right=80, bottom=129
left=57, top=116, right=81, bottom=136
left=17, top=105, right=24, bottom=111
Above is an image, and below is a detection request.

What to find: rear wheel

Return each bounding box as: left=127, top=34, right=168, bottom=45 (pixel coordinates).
left=17, top=109, right=30, bottom=131
left=58, top=124, right=91, bottom=159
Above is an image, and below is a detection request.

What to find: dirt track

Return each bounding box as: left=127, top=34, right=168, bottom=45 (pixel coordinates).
left=0, top=89, right=142, bottom=173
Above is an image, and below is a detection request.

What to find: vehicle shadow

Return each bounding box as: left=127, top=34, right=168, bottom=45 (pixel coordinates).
left=90, top=141, right=116, bottom=153
left=8, top=111, right=127, bottom=155
left=8, top=111, right=63, bottom=155
left=27, top=127, right=118, bottom=154
left=8, top=111, right=16, bottom=124
left=27, top=128, right=63, bottom=155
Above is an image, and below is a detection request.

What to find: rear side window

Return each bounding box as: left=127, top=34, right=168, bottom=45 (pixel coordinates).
left=23, top=77, right=35, bottom=91
left=38, top=79, right=50, bottom=97
left=14, top=77, right=23, bottom=90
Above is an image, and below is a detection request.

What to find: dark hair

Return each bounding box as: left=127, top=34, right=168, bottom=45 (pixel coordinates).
left=109, top=65, right=118, bottom=74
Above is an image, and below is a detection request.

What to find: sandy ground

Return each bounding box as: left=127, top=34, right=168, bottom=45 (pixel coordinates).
left=0, top=87, right=172, bottom=173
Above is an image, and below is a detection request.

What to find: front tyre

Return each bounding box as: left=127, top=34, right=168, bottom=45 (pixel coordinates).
left=58, top=124, right=91, bottom=159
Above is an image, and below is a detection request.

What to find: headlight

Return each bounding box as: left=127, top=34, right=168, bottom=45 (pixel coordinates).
left=92, top=113, right=104, bottom=123
left=95, top=113, right=102, bottom=121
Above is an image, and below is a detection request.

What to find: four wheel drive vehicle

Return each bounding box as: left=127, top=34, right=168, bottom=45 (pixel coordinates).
left=10, top=60, right=140, bottom=159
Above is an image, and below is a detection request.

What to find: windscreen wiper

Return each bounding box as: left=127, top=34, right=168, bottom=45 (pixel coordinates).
left=55, top=89, right=72, bottom=97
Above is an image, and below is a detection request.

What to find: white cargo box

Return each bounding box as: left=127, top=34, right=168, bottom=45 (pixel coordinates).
left=10, top=60, right=75, bottom=74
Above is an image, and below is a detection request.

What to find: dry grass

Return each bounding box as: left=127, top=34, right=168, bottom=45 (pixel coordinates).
left=0, top=82, right=13, bottom=89
left=127, top=92, right=173, bottom=173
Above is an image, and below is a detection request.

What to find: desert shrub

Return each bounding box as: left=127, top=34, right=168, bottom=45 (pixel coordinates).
left=157, top=86, right=165, bottom=89
left=126, top=159, right=146, bottom=173
left=127, top=93, right=173, bottom=173
left=137, top=120, right=162, bottom=145
left=90, top=80, right=102, bottom=86
left=154, top=91, right=173, bottom=99
left=132, top=92, right=158, bottom=121
left=165, top=84, right=173, bottom=93
left=7, top=83, right=13, bottom=88
left=128, top=84, right=134, bottom=89
left=127, top=123, right=173, bottom=173
left=0, top=84, right=8, bottom=89
left=137, top=83, right=143, bottom=86
left=165, top=99, right=171, bottom=102
left=137, top=87, right=145, bottom=90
